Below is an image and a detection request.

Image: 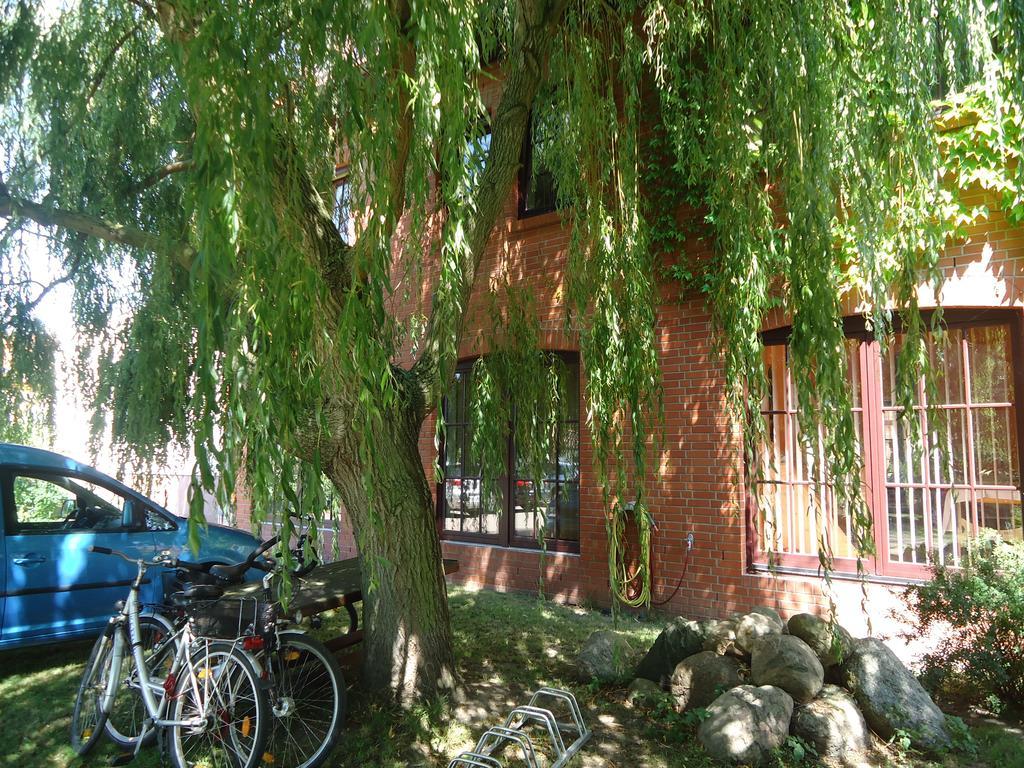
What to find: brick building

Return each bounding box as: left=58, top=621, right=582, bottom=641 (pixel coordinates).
left=238, top=78, right=1024, bottom=655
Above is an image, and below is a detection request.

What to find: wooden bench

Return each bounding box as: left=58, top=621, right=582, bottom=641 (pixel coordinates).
left=223, top=557, right=459, bottom=652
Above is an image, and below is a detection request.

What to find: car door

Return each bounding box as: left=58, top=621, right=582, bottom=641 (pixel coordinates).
left=2, top=470, right=156, bottom=644
left=0, top=489, right=5, bottom=639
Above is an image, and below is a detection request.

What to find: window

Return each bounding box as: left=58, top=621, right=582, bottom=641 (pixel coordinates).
left=753, top=313, right=1023, bottom=577
left=440, top=367, right=496, bottom=538
left=512, top=361, right=580, bottom=544
left=9, top=474, right=139, bottom=534
left=438, top=354, right=581, bottom=552
left=145, top=508, right=177, bottom=532
left=333, top=169, right=354, bottom=245
left=518, top=97, right=560, bottom=217
left=462, top=125, right=491, bottom=198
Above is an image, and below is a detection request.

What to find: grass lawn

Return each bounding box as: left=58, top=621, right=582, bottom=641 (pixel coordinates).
left=1, top=585, right=1021, bottom=767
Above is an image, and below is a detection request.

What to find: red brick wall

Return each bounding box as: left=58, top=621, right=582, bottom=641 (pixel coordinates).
left=232, top=78, right=1024, bottom=660
left=412, top=181, right=1024, bottom=658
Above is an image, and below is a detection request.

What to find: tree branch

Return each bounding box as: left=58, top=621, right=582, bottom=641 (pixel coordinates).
left=0, top=184, right=194, bottom=271
left=267, top=0, right=415, bottom=301
left=18, top=254, right=85, bottom=317
left=269, top=137, right=353, bottom=299
left=348, top=0, right=416, bottom=286
left=130, top=158, right=193, bottom=194
left=127, top=0, right=159, bottom=23
left=411, top=0, right=568, bottom=410
left=86, top=19, right=145, bottom=105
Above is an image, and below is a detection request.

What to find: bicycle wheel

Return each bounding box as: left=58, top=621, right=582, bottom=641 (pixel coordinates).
left=168, top=641, right=270, bottom=768
left=105, top=612, right=176, bottom=751
left=70, top=628, right=115, bottom=755
left=263, top=631, right=346, bottom=768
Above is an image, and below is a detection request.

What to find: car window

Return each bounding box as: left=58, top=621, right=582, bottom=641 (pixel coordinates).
left=10, top=474, right=135, bottom=534
left=145, top=508, right=176, bottom=532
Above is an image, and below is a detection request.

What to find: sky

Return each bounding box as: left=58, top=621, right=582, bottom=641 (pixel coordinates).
left=26, top=245, right=91, bottom=457
left=21, top=238, right=199, bottom=514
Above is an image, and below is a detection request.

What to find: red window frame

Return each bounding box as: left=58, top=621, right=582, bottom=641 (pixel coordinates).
left=750, top=309, right=1024, bottom=578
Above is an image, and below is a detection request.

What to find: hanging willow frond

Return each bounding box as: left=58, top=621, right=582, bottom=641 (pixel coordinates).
left=0, top=0, right=1019, bottom=589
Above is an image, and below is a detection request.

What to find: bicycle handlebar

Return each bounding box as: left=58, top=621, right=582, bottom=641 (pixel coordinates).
left=91, top=532, right=316, bottom=582
left=88, top=545, right=172, bottom=567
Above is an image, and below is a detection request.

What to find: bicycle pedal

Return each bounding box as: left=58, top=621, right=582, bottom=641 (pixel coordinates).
left=109, top=752, right=135, bottom=766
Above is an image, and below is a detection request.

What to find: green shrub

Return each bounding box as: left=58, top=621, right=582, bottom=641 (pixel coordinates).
left=904, top=535, right=1024, bottom=710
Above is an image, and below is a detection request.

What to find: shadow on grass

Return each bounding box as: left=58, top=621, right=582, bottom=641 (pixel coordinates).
left=0, top=639, right=161, bottom=768
left=3, top=588, right=1016, bottom=768
left=314, top=586, right=685, bottom=767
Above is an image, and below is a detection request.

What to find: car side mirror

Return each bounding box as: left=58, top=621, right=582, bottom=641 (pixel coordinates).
left=122, top=499, right=137, bottom=529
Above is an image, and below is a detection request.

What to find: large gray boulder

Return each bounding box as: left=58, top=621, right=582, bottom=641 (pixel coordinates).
left=788, top=613, right=853, bottom=668
left=840, top=638, right=951, bottom=754
left=635, top=617, right=705, bottom=686
left=702, top=618, right=740, bottom=656
left=670, top=650, right=744, bottom=712
left=735, top=611, right=784, bottom=654
left=750, top=606, right=785, bottom=628
left=698, top=685, right=794, bottom=766
left=750, top=634, right=824, bottom=703
left=791, top=684, right=871, bottom=765
left=576, top=630, right=634, bottom=683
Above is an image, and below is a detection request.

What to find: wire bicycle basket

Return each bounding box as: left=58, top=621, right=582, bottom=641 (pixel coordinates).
left=187, top=597, right=276, bottom=642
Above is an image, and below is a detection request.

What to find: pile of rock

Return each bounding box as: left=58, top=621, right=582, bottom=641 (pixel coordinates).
left=617, top=608, right=952, bottom=766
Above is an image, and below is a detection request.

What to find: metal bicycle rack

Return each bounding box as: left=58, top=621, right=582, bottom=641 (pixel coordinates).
left=448, top=687, right=591, bottom=768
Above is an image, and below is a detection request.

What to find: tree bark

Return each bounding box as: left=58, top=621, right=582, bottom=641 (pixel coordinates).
left=324, top=397, right=457, bottom=703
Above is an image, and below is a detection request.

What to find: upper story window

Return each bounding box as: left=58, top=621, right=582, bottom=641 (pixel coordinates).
left=438, top=354, right=581, bottom=552
left=333, top=168, right=354, bottom=245
left=518, top=96, right=560, bottom=217
left=462, top=124, right=492, bottom=197
left=753, top=312, right=1023, bottom=578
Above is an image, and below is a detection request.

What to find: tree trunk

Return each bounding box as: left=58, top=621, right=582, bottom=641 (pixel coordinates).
left=325, top=402, right=457, bottom=704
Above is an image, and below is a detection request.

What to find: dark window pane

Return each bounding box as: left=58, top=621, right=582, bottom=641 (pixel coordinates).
left=513, top=478, right=538, bottom=539
left=521, top=100, right=561, bottom=214
left=929, top=486, right=971, bottom=566
left=558, top=423, right=580, bottom=481
left=967, top=325, right=1012, bottom=403
left=887, top=486, right=927, bottom=564
left=972, top=406, right=1019, bottom=487
left=929, top=331, right=966, bottom=405
left=333, top=177, right=353, bottom=245
left=883, top=411, right=923, bottom=484
left=977, top=493, right=1023, bottom=543
left=445, top=426, right=464, bottom=474
left=13, top=475, right=127, bottom=533
left=145, top=509, right=176, bottom=532
left=560, top=358, right=580, bottom=416
left=524, top=168, right=556, bottom=213
left=462, top=130, right=491, bottom=196
left=881, top=343, right=899, bottom=408
left=443, top=479, right=463, bottom=532
left=557, top=482, right=580, bottom=542
left=450, top=370, right=466, bottom=423
left=926, top=409, right=969, bottom=485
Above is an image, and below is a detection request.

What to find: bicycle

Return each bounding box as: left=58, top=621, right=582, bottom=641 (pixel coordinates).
left=108, top=533, right=346, bottom=768
left=71, top=545, right=270, bottom=768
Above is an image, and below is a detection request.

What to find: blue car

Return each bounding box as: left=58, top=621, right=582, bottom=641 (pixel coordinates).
left=0, top=443, right=261, bottom=649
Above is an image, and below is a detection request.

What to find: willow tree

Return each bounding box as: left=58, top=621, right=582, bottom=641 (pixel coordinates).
left=1, top=0, right=1021, bottom=700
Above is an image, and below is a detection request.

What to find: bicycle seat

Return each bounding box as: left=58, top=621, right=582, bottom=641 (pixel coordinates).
left=208, top=561, right=252, bottom=584
left=170, top=584, right=226, bottom=606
